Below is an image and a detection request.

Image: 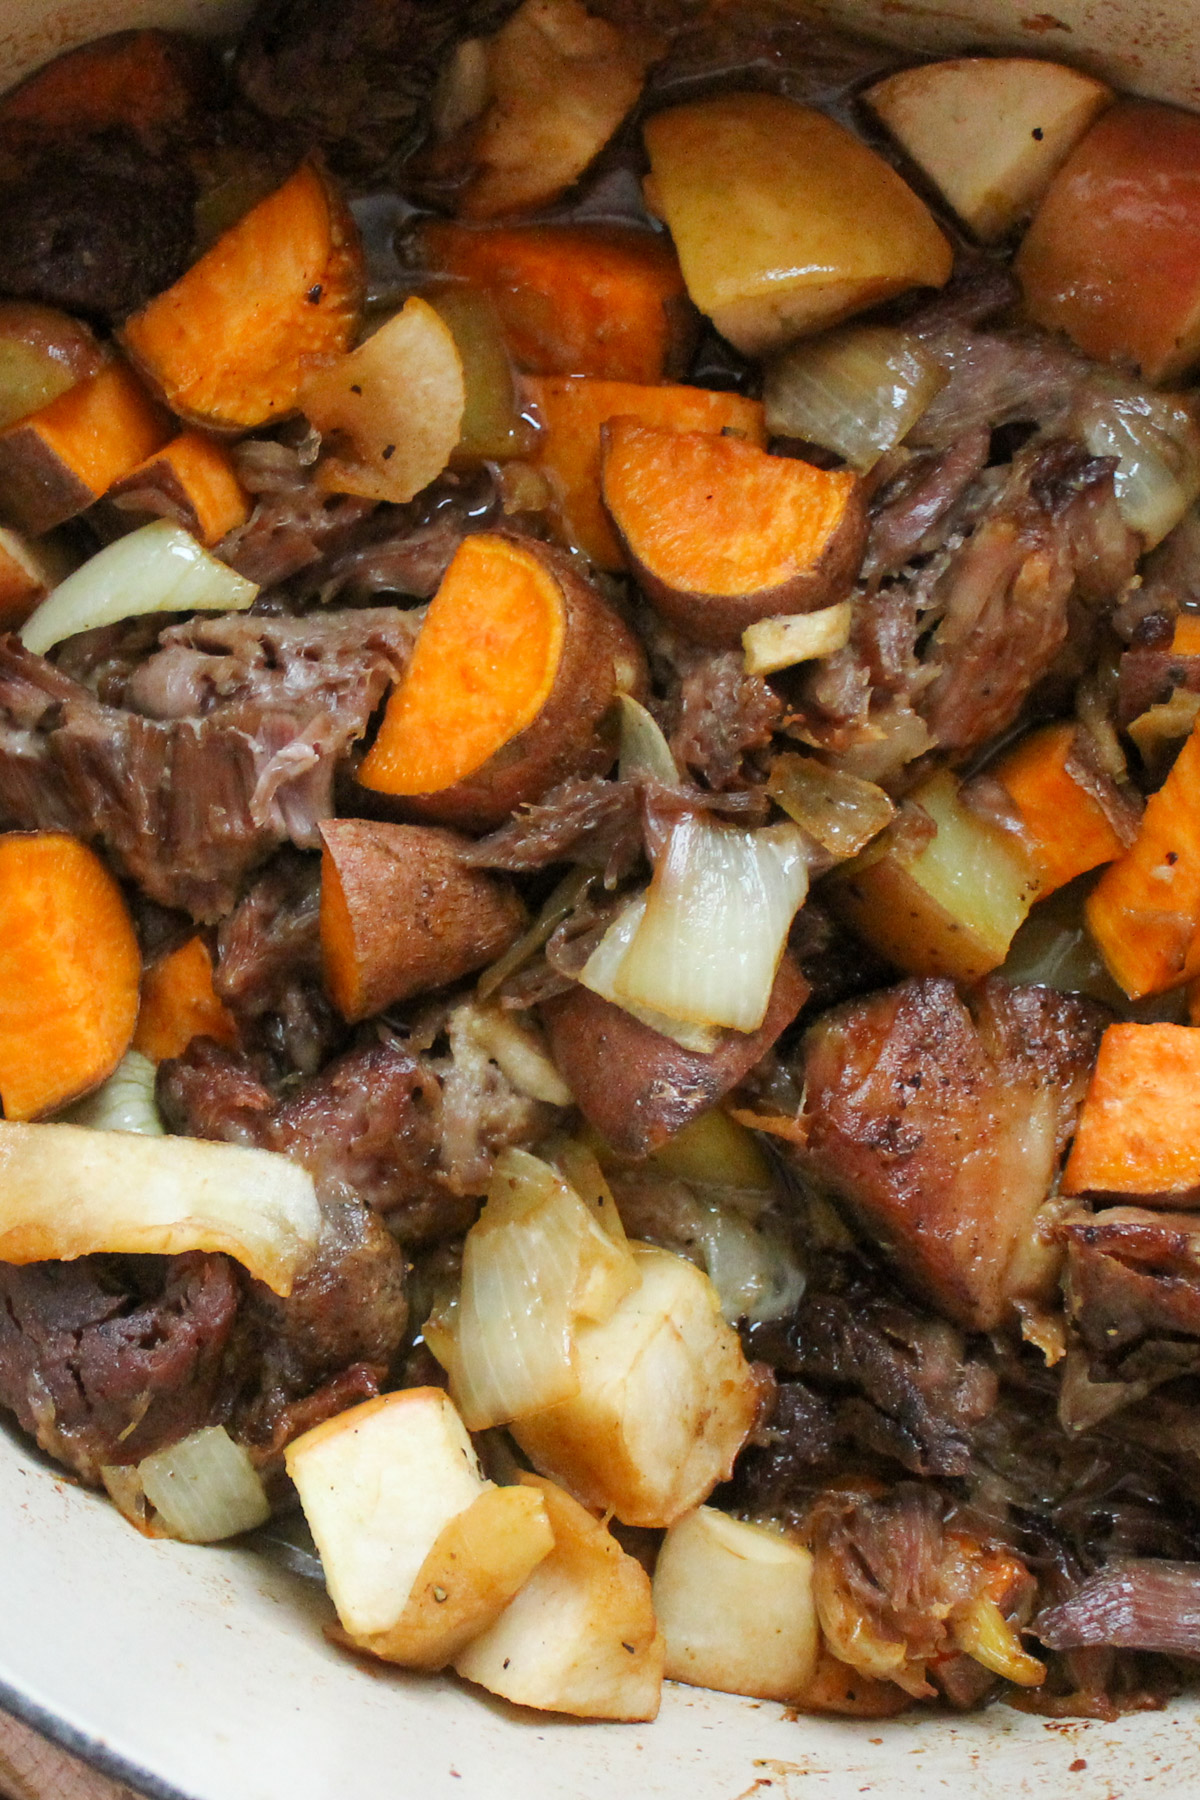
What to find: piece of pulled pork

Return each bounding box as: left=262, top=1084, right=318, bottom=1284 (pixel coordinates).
left=214, top=849, right=342, bottom=1076
left=791, top=977, right=1105, bottom=1331
left=0, top=609, right=415, bottom=920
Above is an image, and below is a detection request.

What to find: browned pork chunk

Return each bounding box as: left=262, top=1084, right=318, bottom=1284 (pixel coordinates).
left=1061, top=1206, right=1200, bottom=1391
left=793, top=977, right=1104, bottom=1331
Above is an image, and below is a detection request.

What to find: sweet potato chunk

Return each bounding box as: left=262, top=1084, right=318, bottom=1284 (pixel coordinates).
left=1063, top=1023, right=1200, bottom=1205
left=134, top=936, right=239, bottom=1064
left=0, top=832, right=141, bottom=1120
left=526, top=376, right=765, bottom=569
left=358, top=532, right=645, bottom=830
left=643, top=93, right=952, bottom=355
left=795, top=977, right=1104, bottom=1331
left=422, top=222, right=689, bottom=384
left=541, top=954, right=808, bottom=1157
left=121, top=161, right=363, bottom=432
left=0, top=357, right=170, bottom=534
left=105, top=432, right=250, bottom=546
left=0, top=30, right=217, bottom=141
left=0, top=301, right=104, bottom=432
left=427, top=0, right=662, bottom=222
left=319, top=820, right=526, bottom=1021
left=601, top=420, right=865, bottom=645
left=984, top=722, right=1129, bottom=898
left=0, top=527, right=66, bottom=629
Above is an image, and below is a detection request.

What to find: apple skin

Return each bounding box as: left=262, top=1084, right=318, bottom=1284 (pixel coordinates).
left=1017, top=100, right=1200, bottom=384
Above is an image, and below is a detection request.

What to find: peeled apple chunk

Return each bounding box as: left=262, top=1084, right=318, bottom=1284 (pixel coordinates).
left=864, top=58, right=1113, bottom=243
left=511, top=1243, right=761, bottom=1528
left=0, top=1118, right=319, bottom=1294
left=1017, top=101, right=1200, bottom=384
left=454, top=1473, right=664, bottom=1720
left=286, top=1389, right=554, bottom=1669
left=301, top=295, right=465, bottom=504
left=642, top=93, right=952, bottom=356
left=19, top=519, right=257, bottom=657
left=652, top=1508, right=819, bottom=1701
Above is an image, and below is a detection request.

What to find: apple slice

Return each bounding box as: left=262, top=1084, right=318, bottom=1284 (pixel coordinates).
left=454, top=1473, right=664, bottom=1719
left=865, top=58, right=1113, bottom=243
left=643, top=92, right=951, bottom=356
left=286, top=1389, right=554, bottom=1668
left=0, top=1117, right=319, bottom=1294
left=652, top=1507, right=819, bottom=1701
left=511, top=1244, right=761, bottom=1528
left=1017, top=100, right=1200, bottom=383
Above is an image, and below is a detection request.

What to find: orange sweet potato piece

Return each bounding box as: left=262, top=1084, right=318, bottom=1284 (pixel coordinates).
left=1085, top=716, right=1200, bottom=997
left=0, top=832, right=140, bottom=1120
left=133, top=936, right=239, bottom=1064
left=540, top=955, right=808, bottom=1157
left=0, top=527, right=67, bottom=628
left=358, top=531, right=645, bottom=830
left=121, top=161, right=363, bottom=433
left=0, top=30, right=217, bottom=142
left=1063, top=1022, right=1200, bottom=1203
left=986, top=722, right=1129, bottom=897
left=526, top=376, right=766, bottom=569
left=422, top=222, right=690, bottom=384
left=320, top=820, right=526, bottom=1021
left=601, top=420, right=866, bottom=646
left=0, top=301, right=104, bottom=432
left=105, top=431, right=250, bottom=546
left=0, top=357, right=170, bottom=534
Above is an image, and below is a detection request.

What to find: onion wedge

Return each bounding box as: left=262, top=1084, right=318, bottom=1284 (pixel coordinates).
left=0, top=1119, right=319, bottom=1294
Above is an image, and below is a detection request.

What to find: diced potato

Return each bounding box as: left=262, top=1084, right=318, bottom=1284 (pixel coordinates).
left=454, top=1473, right=664, bottom=1720
left=511, top=1244, right=761, bottom=1528
left=652, top=1507, right=819, bottom=1701
left=286, top=1389, right=553, bottom=1668
left=301, top=296, right=465, bottom=504
left=827, top=768, right=1040, bottom=983
left=865, top=58, right=1113, bottom=243
left=642, top=93, right=951, bottom=356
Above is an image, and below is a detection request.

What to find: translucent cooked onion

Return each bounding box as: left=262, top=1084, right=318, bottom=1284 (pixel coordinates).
left=764, top=325, right=948, bottom=471
left=580, top=896, right=722, bottom=1053
left=618, top=693, right=679, bottom=785
left=691, top=1198, right=805, bottom=1325
left=742, top=603, right=852, bottom=676
left=20, top=520, right=258, bottom=656
left=768, top=752, right=896, bottom=859
left=615, top=820, right=809, bottom=1033
left=1075, top=390, right=1200, bottom=549
left=447, top=1148, right=638, bottom=1430
left=137, top=1426, right=270, bottom=1543
left=60, top=1050, right=163, bottom=1135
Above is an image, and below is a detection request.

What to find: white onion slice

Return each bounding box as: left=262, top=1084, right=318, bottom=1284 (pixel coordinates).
left=580, top=897, right=721, bottom=1053
left=742, top=602, right=852, bottom=676
left=1075, top=391, right=1200, bottom=549
left=0, top=1119, right=319, bottom=1295
left=764, top=325, right=947, bottom=471
left=60, top=1049, right=163, bottom=1135
left=767, top=753, right=896, bottom=859
left=690, top=1200, right=806, bottom=1326
left=20, top=520, right=258, bottom=656
left=615, top=820, right=809, bottom=1034
left=449, top=1148, right=638, bottom=1431
left=618, top=694, right=679, bottom=785
left=138, top=1426, right=270, bottom=1543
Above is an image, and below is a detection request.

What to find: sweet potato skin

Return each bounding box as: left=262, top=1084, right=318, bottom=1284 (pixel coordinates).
left=541, top=954, right=808, bottom=1157
left=320, top=820, right=527, bottom=1021
left=369, top=538, right=647, bottom=832
left=600, top=423, right=867, bottom=647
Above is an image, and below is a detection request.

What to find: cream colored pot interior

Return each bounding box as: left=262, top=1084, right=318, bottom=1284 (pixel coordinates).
left=0, top=1, right=1198, bottom=1796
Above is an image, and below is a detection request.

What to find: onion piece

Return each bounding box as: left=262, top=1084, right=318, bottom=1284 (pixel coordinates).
left=764, top=325, right=947, bottom=472
left=615, top=820, right=809, bottom=1033
left=60, top=1049, right=163, bottom=1136
left=618, top=693, right=679, bottom=785
left=768, top=752, right=896, bottom=860
left=742, top=602, right=852, bottom=676
left=580, top=896, right=721, bottom=1053
left=690, top=1197, right=805, bottom=1325
left=20, top=520, right=258, bottom=657
left=0, top=1119, right=319, bottom=1295
left=1074, top=390, right=1200, bottom=549
left=448, top=1147, right=639, bottom=1430
left=138, top=1426, right=271, bottom=1543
